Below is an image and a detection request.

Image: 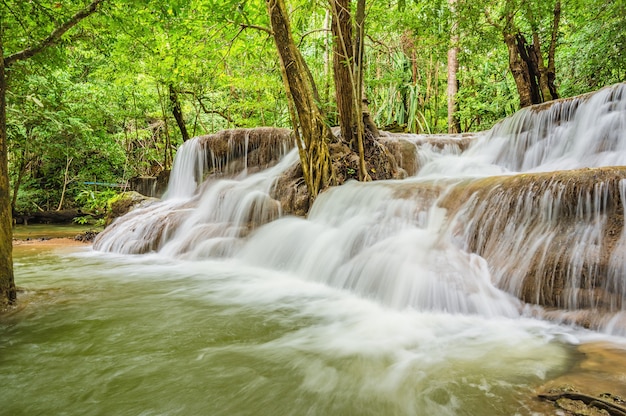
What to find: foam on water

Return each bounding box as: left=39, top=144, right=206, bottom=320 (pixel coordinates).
left=7, top=246, right=593, bottom=415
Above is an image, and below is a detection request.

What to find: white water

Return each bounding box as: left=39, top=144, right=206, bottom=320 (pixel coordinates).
left=418, top=83, right=626, bottom=177
left=6, top=246, right=598, bottom=415
left=164, top=138, right=207, bottom=200
left=94, top=83, right=626, bottom=331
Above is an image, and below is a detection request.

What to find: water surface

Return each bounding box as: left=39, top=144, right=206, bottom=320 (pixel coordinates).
left=3, top=243, right=623, bottom=415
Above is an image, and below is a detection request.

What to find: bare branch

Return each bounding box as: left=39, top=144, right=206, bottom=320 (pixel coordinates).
left=5, top=0, right=106, bottom=66
left=239, top=23, right=273, bottom=35
left=196, top=98, right=238, bottom=126
left=297, top=28, right=331, bottom=47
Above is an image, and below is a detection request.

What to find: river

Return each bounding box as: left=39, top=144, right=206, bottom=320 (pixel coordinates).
left=1, top=239, right=625, bottom=415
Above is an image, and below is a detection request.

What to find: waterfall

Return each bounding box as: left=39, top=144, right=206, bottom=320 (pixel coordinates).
left=238, top=181, right=521, bottom=317
left=417, top=83, right=626, bottom=177
left=164, top=138, right=207, bottom=200
left=94, top=83, right=626, bottom=334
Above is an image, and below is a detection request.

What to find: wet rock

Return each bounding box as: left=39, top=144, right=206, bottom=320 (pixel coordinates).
left=538, top=385, right=626, bottom=416
left=271, top=162, right=310, bottom=217
left=74, top=230, right=100, bottom=242
left=439, top=166, right=626, bottom=316
left=379, top=131, right=475, bottom=176
left=107, top=191, right=158, bottom=225
left=198, top=127, right=294, bottom=175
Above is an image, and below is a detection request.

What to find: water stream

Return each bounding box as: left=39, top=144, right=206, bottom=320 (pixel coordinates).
left=1, top=243, right=610, bottom=415
left=3, top=83, right=626, bottom=415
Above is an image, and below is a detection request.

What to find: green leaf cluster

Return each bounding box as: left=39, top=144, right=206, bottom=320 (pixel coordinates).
left=2, top=0, right=624, bottom=213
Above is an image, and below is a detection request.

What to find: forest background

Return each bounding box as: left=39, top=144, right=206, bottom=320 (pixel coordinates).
left=1, top=0, right=624, bottom=216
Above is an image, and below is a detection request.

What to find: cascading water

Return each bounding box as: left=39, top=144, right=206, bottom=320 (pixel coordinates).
left=164, top=137, right=207, bottom=200
left=94, top=83, right=626, bottom=333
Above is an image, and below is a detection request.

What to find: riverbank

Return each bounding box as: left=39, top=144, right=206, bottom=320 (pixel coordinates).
left=13, top=237, right=89, bottom=248
left=12, top=224, right=101, bottom=248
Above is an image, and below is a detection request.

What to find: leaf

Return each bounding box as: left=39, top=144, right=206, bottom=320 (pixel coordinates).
left=28, top=95, right=44, bottom=107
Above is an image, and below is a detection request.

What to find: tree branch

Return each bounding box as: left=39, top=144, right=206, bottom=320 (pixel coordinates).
left=196, top=98, right=238, bottom=126
left=239, top=23, right=273, bottom=35
left=297, top=28, right=331, bottom=48
left=5, top=0, right=105, bottom=67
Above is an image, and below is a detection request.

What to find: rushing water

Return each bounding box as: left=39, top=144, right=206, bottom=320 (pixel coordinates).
left=2, top=242, right=618, bottom=416
left=3, top=84, right=626, bottom=415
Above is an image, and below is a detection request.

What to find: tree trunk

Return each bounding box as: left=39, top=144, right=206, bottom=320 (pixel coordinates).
left=504, top=32, right=538, bottom=108
left=531, top=30, right=550, bottom=102
left=546, top=0, right=560, bottom=100
left=330, top=0, right=356, bottom=148
left=330, top=0, right=373, bottom=181
left=169, top=84, right=190, bottom=142
left=157, top=83, right=172, bottom=170
left=0, top=25, right=16, bottom=308
left=266, top=0, right=334, bottom=197
left=11, top=149, right=29, bottom=212
left=56, top=156, right=73, bottom=211
left=353, top=0, right=369, bottom=181
left=500, top=1, right=560, bottom=108
left=447, top=0, right=461, bottom=133
left=323, top=10, right=332, bottom=111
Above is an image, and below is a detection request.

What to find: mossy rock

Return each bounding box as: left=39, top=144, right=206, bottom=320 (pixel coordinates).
left=106, top=191, right=158, bottom=225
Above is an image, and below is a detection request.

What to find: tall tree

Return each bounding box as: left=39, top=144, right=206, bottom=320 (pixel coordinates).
left=266, top=0, right=335, bottom=197
left=0, top=0, right=105, bottom=308
left=0, top=16, right=14, bottom=308
left=447, top=0, right=461, bottom=133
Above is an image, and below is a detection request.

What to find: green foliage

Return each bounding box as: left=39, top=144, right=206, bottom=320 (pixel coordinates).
left=73, top=215, right=94, bottom=225
left=75, top=189, right=120, bottom=215
left=2, top=0, right=624, bottom=213
left=558, top=0, right=626, bottom=96
left=456, top=53, right=518, bottom=131
left=73, top=214, right=107, bottom=227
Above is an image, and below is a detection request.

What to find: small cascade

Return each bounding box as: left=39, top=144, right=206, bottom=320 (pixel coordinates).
left=199, top=127, right=293, bottom=175
left=95, top=83, right=626, bottom=334
left=164, top=138, right=207, bottom=200
left=93, top=128, right=296, bottom=254
left=239, top=181, right=521, bottom=316
left=476, top=83, right=626, bottom=171
left=602, top=179, right=626, bottom=335
left=378, top=132, right=474, bottom=176
left=158, top=151, right=298, bottom=258
left=440, top=167, right=625, bottom=313
left=416, top=83, right=626, bottom=178
left=607, top=180, right=626, bottom=306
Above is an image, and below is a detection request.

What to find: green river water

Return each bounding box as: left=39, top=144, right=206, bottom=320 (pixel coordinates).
left=1, top=232, right=625, bottom=415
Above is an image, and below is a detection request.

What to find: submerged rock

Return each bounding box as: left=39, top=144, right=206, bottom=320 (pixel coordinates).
left=74, top=230, right=100, bottom=242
